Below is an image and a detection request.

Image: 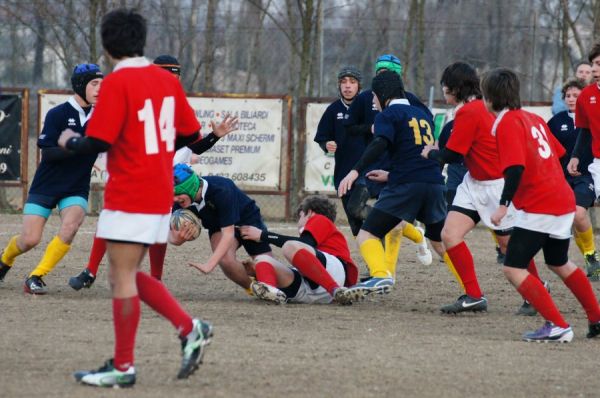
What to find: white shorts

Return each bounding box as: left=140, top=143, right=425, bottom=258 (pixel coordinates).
left=288, top=252, right=346, bottom=304
left=514, top=210, right=574, bottom=240
left=453, top=172, right=516, bottom=230
left=96, top=210, right=170, bottom=245
left=587, top=158, right=600, bottom=199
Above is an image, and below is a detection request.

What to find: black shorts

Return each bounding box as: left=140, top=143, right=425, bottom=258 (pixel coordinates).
left=568, top=174, right=595, bottom=209
left=504, top=227, right=569, bottom=268
left=362, top=207, right=445, bottom=242
left=373, top=182, right=447, bottom=225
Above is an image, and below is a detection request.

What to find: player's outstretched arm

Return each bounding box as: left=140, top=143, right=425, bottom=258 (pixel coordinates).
left=189, top=225, right=236, bottom=274
left=211, top=114, right=239, bottom=137
left=58, top=128, right=111, bottom=154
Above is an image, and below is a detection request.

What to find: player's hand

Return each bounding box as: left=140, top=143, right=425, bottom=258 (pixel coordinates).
left=567, top=157, right=581, bottom=176
left=238, top=225, right=262, bottom=241
left=325, top=141, right=337, bottom=154
left=211, top=114, right=239, bottom=137
left=491, top=205, right=508, bottom=227
left=366, top=169, right=389, bottom=182
left=338, top=170, right=359, bottom=197
left=421, top=144, right=437, bottom=159
left=173, top=221, right=197, bottom=242
left=188, top=261, right=215, bottom=274
left=58, top=129, right=81, bottom=149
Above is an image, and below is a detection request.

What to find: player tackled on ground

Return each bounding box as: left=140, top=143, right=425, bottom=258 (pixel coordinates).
left=238, top=195, right=359, bottom=305
left=57, top=9, right=212, bottom=387
left=484, top=68, right=600, bottom=343
left=0, top=63, right=102, bottom=294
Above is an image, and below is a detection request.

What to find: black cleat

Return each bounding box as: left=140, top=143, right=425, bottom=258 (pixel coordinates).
left=178, top=319, right=213, bottom=379
left=515, top=300, right=537, bottom=316
left=24, top=275, right=48, bottom=295
left=69, top=269, right=96, bottom=291
left=587, top=322, right=600, bottom=339
left=441, top=294, right=488, bottom=314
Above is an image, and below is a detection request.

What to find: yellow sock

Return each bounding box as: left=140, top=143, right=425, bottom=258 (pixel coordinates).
left=443, top=252, right=465, bottom=292
left=489, top=229, right=499, bottom=246
left=576, top=227, right=596, bottom=255
left=29, top=236, right=70, bottom=277
left=360, top=239, right=389, bottom=278
left=1, top=235, right=22, bottom=266
left=384, top=229, right=403, bottom=278
left=574, top=231, right=585, bottom=255
left=402, top=223, right=423, bottom=244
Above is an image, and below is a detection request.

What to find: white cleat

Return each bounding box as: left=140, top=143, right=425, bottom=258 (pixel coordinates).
left=251, top=281, right=287, bottom=304
left=415, top=227, right=433, bottom=266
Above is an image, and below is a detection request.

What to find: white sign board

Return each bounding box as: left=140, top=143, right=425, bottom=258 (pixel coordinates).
left=303, top=103, right=336, bottom=193
left=38, top=92, right=108, bottom=184
left=186, top=97, right=284, bottom=189
left=39, top=93, right=285, bottom=189
left=524, top=106, right=553, bottom=122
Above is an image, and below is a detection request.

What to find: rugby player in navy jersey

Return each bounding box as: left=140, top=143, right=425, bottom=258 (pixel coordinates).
left=547, top=79, right=600, bottom=279
left=338, top=71, right=447, bottom=295
left=342, top=54, right=434, bottom=278
left=0, top=64, right=103, bottom=294
left=171, top=164, right=272, bottom=290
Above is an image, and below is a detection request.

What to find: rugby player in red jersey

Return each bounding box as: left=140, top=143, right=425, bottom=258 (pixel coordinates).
left=484, top=68, right=600, bottom=343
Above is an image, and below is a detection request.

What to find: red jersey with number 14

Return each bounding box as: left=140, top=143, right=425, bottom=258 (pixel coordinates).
left=86, top=57, right=200, bottom=214
left=494, top=109, right=574, bottom=215
left=303, top=214, right=358, bottom=287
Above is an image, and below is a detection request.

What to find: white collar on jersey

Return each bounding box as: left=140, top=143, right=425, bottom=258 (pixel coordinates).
left=491, top=108, right=509, bottom=136
left=190, top=177, right=209, bottom=212
left=568, top=111, right=575, bottom=121
left=388, top=98, right=410, bottom=106
left=113, top=56, right=151, bottom=72
left=67, top=96, right=94, bottom=126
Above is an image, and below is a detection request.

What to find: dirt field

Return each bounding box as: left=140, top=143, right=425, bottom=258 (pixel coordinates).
left=1, top=213, right=599, bottom=398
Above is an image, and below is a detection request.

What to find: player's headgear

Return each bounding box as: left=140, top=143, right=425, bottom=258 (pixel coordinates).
left=337, top=66, right=362, bottom=83
left=71, top=63, right=103, bottom=104
left=375, top=54, right=402, bottom=76
left=154, top=54, right=181, bottom=76
left=371, top=70, right=406, bottom=109
left=174, top=163, right=202, bottom=200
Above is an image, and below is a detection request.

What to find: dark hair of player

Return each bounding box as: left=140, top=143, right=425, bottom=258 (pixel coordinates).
left=101, top=8, right=147, bottom=59
left=561, top=79, right=585, bottom=99
left=439, top=62, right=481, bottom=102
left=575, top=60, right=591, bottom=70
left=480, top=68, right=521, bottom=112
left=588, top=42, right=600, bottom=63
left=296, top=195, right=337, bottom=223
left=371, top=70, right=406, bottom=109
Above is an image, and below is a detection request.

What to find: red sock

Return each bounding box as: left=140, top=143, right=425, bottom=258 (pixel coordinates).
left=527, top=259, right=541, bottom=281
left=113, top=296, right=140, bottom=371
left=136, top=272, right=193, bottom=336
left=446, top=242, right=482, bottom=298
left=86, top=236, right=106, bottom=276
left=564, top=267, right=600, bottom=323
left=255, top=261, right=278, bottom=286
left=149, top=243, right=167, bottom=280
left=517, top=274, right=568, bottom=328
left=291, top=249, right=339, bottom=295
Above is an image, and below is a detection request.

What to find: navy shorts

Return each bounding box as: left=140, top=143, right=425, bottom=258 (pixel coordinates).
left=208, top=212, right=271, bottom=256
left=568, top=174, right=595, bottom=209
left=372, top=182, right=447, bottom=225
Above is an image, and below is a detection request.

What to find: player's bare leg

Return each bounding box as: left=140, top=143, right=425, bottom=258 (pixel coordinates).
left=210, top=232, right=253, bottom=290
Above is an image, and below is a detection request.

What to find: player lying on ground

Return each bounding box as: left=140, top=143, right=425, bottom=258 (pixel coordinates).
left=484, top=67, right=600, bottom=343
left=170, top=164, right=272, bottom=293
left=0, top=63, right=103, bottom=295
left=68, top=54, right=238, bottom=291
left=547, top=79, right=600, bottom=280
left=57, top=9, right=212, bottom=387
left=239, top=195, right=359, bottom=305
left=337, top=71, right=447, bottom=298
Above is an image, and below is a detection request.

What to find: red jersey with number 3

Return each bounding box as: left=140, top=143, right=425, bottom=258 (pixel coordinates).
left=303, top=214, right=358, bottom=287
left=575, top=83, right=600, bottom=158
left=446, top=99, right=502, bottom=180
left=86, top=57, right=200, bottom=214
left=494, top=109, right=574, bottom=215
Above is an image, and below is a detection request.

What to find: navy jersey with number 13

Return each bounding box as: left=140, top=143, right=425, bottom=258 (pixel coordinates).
left=374, top=99, right=444, bottom=186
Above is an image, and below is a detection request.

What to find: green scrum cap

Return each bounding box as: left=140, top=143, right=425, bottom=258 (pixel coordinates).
left=173, top=163, right=202, bottom=200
